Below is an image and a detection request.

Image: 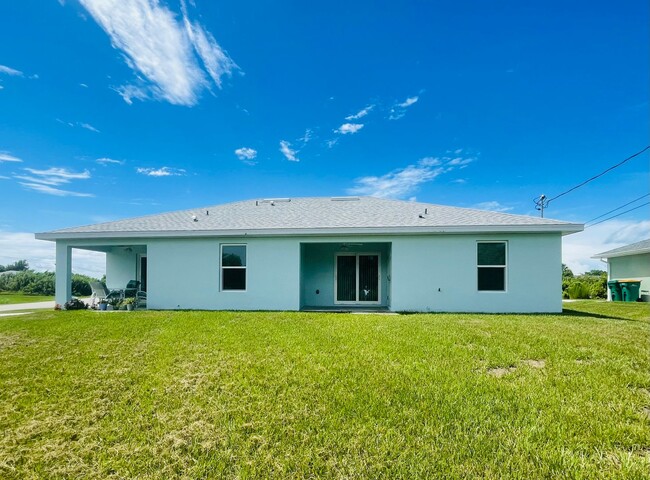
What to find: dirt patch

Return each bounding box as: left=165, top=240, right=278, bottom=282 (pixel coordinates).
left=487, top=366, right=516, bottom=377
left=523, top=359, right=546, bottom=369
left=642, top=407, right=650, bottom=420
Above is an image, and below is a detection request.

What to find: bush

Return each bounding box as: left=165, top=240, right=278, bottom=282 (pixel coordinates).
left=567, top=281, right=591, bottom=299
left=63, top=298, right=88, bottom=310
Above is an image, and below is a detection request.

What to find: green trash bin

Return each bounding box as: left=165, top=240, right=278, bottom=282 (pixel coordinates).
left=619, top=280, right=641, bottom=302
left=607, top=280, right=622, bottom=302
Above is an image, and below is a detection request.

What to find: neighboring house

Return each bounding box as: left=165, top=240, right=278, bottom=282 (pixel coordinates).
left=592, top=239, right=650, bottom=302
left=0, top=270, right=19, bottom=277
left=35, top=197, right=583, bottom=313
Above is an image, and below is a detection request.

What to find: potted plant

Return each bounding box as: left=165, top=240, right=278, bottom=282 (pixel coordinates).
left=107, top=297, right=121, bottom=311
left=123, top=297, right=136, bottom=311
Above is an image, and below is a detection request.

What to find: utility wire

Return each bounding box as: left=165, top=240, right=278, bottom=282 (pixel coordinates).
left=585, top=201, right=650, bottom=228
left=546, top=145, right=649, bottom=205
left=584, top=193, right=650, bottom=225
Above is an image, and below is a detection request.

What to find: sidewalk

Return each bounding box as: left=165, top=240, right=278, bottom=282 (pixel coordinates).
left=0, top=300, right=55, bottom=314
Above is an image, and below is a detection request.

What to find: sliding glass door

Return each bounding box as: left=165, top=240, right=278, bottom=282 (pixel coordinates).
left=335, top=253, right=380, bottom=304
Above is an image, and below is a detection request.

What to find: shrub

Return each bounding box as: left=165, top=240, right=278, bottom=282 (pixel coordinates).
left=63, top=298, right=88, bottom=310
left=567, top=281, right=591, bottom=299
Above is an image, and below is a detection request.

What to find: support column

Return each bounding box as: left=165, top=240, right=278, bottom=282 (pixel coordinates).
left=55, top=242, right=72, bottom=306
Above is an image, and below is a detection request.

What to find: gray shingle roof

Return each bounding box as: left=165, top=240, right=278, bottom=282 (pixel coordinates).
left=592, top=238, right=650, bottom=258
left=36, top=196, right=583, bottom=239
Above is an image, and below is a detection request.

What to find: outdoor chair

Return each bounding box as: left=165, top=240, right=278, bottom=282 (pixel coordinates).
left=135, top=290, right=147, bottom=309
left=88, top=281, right=122, bottom=307
left=124, top=280, right=141, bottom=298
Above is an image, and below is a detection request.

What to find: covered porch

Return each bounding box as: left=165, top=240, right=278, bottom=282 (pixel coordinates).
left=54, top=241, right=147, bottom=306
left=300, top=241, right=392, bottom=311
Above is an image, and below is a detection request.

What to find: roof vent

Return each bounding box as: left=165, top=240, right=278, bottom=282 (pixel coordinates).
left=192, top=215, right=198, bottom=222
left=258, top=198, right=291, bottom=206
left=331, top=196, right=360, bottom=201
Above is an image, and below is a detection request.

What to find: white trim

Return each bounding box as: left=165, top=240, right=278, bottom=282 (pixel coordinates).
left=35, top=223, right=583, bottom=241
left=334, top=252, right=381, bottom=305
left=477, top=241, right=508, bottom=292
left=220, top=243, right=247, bottom=292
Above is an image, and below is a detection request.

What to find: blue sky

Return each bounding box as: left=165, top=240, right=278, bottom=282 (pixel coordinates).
left=0, top=0, right=648, bottom=276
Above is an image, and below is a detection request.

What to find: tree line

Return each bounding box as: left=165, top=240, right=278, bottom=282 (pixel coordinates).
left=0, top=260, right=99, bottom=297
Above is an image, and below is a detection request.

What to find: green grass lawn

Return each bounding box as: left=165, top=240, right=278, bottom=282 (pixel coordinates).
left=1, top=302, right=648, bottom=479
left=0, top=293, right=53, bottom=305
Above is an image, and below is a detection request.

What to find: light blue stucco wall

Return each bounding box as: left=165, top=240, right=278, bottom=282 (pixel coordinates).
left=389, top=233, right=562, bottom=312
left=106, top=249, right=138, bottom=290
left=55, top=231, right=563, bottom=312
left=147, top=237, right=300, bottom=310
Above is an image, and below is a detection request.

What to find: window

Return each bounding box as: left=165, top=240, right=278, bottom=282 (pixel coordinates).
left=221, top=245, right=246, bottom=290
left=477, top=242, right=506, bottom=291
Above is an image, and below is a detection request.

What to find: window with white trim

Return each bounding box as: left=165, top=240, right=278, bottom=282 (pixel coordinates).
left=221, top=244, right=246, bottom=291
left=477, top=241, right=506, bottom=291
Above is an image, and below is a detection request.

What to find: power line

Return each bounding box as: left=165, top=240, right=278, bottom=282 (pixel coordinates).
left=584, top=193, right=650, bottom=225
left=585, top=201, right=650, bottom=228
left=547, top=145, right=649, bottom=204
left=533, top=145, right=650, bottom=216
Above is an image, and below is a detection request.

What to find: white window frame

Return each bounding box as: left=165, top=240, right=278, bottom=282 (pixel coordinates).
left=334, top=252, right=381, bottom=305
left=220, top=244, right=247, bottom=292
left=476, top=241, right=507, bottom=292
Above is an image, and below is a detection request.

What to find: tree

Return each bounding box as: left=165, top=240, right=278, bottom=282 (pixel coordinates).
left=0, top=259, right=29, bottom=272
left=562, top=264, right=574, bottom=279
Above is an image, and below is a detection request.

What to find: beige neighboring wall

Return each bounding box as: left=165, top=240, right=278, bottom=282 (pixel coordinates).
left=609, top=253, right=650, bottom=301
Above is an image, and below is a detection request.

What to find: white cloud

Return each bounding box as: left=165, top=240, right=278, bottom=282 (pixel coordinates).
left=0, top=152, right=23, bottom=163
left=299, top=129, right=313, bottom=144
left=114, top=84, right=149, bottom=104
left=326, top=138, right=338, bottom=149
left=96, top=157, right=124, bottom=166
left=19, top=183, right=94, bottom=197
left=80, top=122, right=100, bottom=133
left=180, top=0, right=236, bottom=89
left=0, top=232, right=105, bottom=278
left=79, top=0, right=237, bottom=106
left=234, top=147, right=257, bottom=161
left=398, top=96, right=418, bottom=108
left=0, top=65, right=23, bottom=76
left=348, top=158, right=445, bottom=199
left=563, top=220, right=650, bottom=274
left=345, top=105, right=374, bottom=121
left=473, top=201, right=514, bottom=212
left=348, top=154, right=475, bottom=199
left=447, top=157, right=473, bottom=167
left=336, top=123, right=364, bottom=135
left=21, top=167, right=91, bottom=185
left=279, top=140, right=299, bottom=162
left=234, top=147, right=257, bottom=165
left=136, top=166, right=186, bottom=177
left=79, top=122, right=99, bottom=133
left=80, top=83, right=88, bottom=88
left=389, top=95, right=420, bottom=120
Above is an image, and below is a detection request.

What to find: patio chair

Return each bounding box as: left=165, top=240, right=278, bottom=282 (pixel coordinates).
left=124, top=280, right=141, bottom=298
left=88, top=281, right=122, bottom=307
left=135, top=290, right=147, bottom=309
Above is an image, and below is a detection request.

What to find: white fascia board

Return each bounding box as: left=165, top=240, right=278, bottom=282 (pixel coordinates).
left=35, top=223, right=583, bottom=241
left=591, top=248, right=650, bottom=259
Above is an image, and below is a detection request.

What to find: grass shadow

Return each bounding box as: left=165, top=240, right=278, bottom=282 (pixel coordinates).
left=562, top=308, right=639, bottom=322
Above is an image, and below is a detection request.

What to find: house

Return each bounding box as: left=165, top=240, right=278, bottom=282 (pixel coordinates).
left=592, top=238, right=650, bottom=302
left=35, top=196, right=583, bottom=313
